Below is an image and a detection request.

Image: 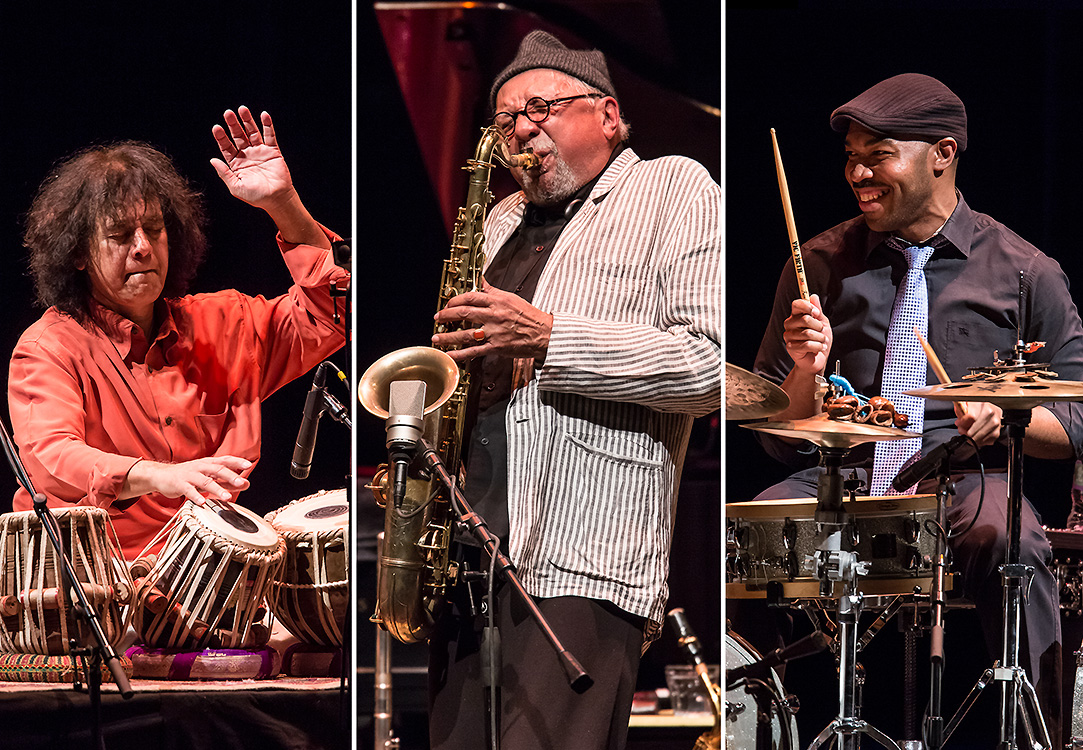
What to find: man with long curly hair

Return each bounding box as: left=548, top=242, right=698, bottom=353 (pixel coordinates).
left=8, top=106, right=349, bottom=559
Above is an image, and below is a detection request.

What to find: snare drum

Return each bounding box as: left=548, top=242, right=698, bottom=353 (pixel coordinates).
left=265, top=489, right=349, bottom=647
left=726, top=630, right=798, bottom=749
left=727, top=495, right=940, bottom=599
left=0, top=507, right=132, bottom=655
left=130, top=501, right=284, bottom=650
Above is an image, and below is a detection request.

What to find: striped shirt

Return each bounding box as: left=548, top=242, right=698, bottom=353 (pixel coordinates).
left=483, top=148, right=721, bottom=638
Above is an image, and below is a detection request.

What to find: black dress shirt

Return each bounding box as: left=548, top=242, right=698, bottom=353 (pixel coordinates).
left=754, top=193, right=1083, bottom=470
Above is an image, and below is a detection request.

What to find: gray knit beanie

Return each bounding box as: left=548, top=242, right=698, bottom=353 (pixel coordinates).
left=489, top=30, right=616, bottom=111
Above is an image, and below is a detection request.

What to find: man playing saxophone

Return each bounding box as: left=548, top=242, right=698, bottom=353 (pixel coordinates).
left=428, top=30, right=721, bottom=750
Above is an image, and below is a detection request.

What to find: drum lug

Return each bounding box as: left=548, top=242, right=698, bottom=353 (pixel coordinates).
left=782, top=518, right=797, bottom=550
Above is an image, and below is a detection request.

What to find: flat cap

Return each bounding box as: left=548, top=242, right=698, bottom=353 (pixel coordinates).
left=490, top=30, right=616, bottom=111
left=830, top=73, right=967, bottom=152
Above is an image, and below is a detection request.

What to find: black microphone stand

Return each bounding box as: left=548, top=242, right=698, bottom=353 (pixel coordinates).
left=923, top=446, right=957, bottom=750
left=414, top=438, right=593, bottom=693
left=0, top=417, right=134, bottom=750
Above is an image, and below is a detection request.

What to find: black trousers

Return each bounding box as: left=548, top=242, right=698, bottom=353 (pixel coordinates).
left=749, top=467, right=1062, bottom=744
left=428, top=560, right=645, bottom=750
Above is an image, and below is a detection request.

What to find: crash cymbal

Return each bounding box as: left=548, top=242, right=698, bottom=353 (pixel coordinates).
left=726, top=363, right=790, bottom=420
left=906, top=375, right=1083, bottom=409
left=742, top=414, right=917, bottom=449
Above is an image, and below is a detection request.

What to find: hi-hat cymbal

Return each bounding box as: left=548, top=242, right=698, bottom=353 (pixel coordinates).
left=726, top=363, right=790, bottom=420
left=906, top=375, right=1083, bottom=409
left=742, top=414, right=917, bottom=449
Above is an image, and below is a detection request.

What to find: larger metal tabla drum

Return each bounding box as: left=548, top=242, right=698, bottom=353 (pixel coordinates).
left=726, top=630, right=798, bottom=749
left=726, top=495, right=941, bottom=599
left=0, top=507, right=132, bottom=655
left=265, top=488, right=349, bottom=647
left=130, top=501, right=284, bottom=650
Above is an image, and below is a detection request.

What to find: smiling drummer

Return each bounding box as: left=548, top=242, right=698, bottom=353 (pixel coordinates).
left=7, top=106, right=349, bottom=561
left=750, top=73, right=1083, bottom=741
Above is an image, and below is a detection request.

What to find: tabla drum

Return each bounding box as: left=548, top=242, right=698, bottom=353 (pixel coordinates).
left=726, top=495, right=942, bottom=599
left=726, top=630, right=798, bottom=749
left=130, top=501, right=284, bottom=650
left=0, top=507, right=132, bottom=655
left=265, top=488, right=349, bottom=647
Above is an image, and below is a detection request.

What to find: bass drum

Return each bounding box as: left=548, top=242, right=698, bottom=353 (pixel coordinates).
left=726, top=630, right=798, bottom=749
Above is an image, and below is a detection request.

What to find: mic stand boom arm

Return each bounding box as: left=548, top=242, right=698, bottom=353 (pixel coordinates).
left=415, top=438, right=593, bottom=693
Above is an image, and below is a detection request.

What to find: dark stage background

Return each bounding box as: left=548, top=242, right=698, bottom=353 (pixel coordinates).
left=727, top=7, right=1083, bottom=748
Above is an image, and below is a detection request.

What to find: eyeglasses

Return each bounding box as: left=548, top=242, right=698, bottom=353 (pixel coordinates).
left=493, top=94, right=598, bottom=137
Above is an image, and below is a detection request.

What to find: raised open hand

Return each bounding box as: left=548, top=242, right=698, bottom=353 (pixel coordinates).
left=210, top=106, right=294, bottom=210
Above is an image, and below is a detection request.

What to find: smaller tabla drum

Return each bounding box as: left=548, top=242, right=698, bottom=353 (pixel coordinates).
left=265, top=489, right=349, bottom=647
left=726, top=630, right=798, bottom=749
left=130, top=501, right=284, bottom=650
left=726, top=495, right=942, bottom=599
left=0, top=507, right=132, bottom=655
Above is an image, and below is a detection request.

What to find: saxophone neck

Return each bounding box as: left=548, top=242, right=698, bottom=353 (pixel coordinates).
left=483, top=127, right=540, bottom=170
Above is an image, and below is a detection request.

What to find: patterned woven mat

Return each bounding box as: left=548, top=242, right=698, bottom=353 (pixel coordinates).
left=0, top=652, right=133, bottom=683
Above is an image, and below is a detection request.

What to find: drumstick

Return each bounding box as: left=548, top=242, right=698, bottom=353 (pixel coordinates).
left=914, top=326, right=968, bottom=416
left=771, top=128, right=810, bottom=301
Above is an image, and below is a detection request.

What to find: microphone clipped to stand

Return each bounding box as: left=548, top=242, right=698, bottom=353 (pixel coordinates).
left=291, top=360, right=352, bottom=480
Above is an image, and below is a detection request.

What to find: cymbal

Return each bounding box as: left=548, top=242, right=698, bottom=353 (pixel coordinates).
left=906, top=375, right=1083, bottom=409
left=726, top=363, right=790, bottom=420
left=742, top=414, right=917, bottom=449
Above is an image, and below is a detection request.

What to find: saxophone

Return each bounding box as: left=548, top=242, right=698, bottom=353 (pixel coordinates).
left=359, top=127, right=538, bottom=643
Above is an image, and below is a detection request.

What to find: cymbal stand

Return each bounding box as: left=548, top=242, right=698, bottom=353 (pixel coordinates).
left=808, top=447, right=903, bottom=750
left=942, top=408, right=1050, bottom=750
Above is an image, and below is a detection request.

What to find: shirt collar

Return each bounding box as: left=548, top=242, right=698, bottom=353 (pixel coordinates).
left=866, top=190, right=972, bottom=259
left=87, top=298, right=179, bottom=364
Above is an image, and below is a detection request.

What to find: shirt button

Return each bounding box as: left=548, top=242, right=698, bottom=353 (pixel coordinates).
left=164, top=417, right=173, bottom=426
left=535, top=245, right=544, bottom=253
left=480, top=438, right=490, bottom=446
left=485, top=383, right=496, bottom=391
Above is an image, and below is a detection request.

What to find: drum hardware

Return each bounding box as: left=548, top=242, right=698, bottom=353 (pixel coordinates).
left=726, top=362, right=790, bottom=420
left=724, top=628, right=801, bottom=750
left=907, top=335, right=1074, bottom=750
left=747, top=394, right=928, bottom=749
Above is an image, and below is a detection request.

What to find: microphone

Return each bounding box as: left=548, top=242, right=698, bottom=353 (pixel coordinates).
left=290, top=363, right=330, bottom=480
left=726, top=631, right=831, bottom=684
left=667, top=608, right=708, bottom=668
left=891, top=434, right=970, bottom=492
left=385, top=380, right=427, bottom=509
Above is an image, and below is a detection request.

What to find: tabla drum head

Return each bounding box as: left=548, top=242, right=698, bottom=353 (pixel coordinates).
left=183, top=501, right=281, bottom=551
left=267, top=489, right=349, bottom=535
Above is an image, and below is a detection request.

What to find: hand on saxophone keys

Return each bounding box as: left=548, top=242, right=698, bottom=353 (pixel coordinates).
left=433, top=277, right=554, bottom=363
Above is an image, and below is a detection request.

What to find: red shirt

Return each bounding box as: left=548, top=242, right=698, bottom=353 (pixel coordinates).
left=8, top=231, right=349, bottom=559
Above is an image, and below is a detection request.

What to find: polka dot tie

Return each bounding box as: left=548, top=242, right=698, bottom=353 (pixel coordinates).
left=870, top=242, right=935, bottom=496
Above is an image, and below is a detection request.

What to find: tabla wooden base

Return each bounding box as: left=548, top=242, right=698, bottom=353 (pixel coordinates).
left=124, top=645, right=281, bottom=680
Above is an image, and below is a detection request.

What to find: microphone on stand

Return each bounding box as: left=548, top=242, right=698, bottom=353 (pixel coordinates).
left=385, top=380, right=427, bottom=509
left=668, top=607, right=709, bottom=669
left=891, top=434, right=971, bottom=492
left=291, top=362, right=330, bottom=480
left=726, top=630, right=831, bottom=684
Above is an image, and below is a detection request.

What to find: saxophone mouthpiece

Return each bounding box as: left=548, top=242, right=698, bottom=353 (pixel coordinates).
left=509, top=149, right=540, bottom=170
